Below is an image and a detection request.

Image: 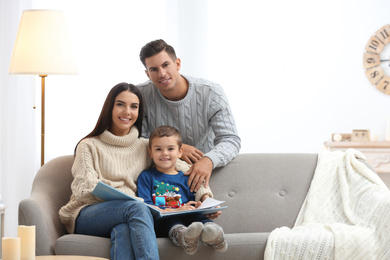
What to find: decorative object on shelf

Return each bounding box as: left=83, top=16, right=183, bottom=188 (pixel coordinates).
left=352, top=129, right=370, bottom=142
left=9, top=9, right=78, bottom=166
left=332, top=133, right=351, bottom=142
left=2, top=237, right=21, bottom=260
left=17, top=226, right=35, bottom=260
left=363, top=24, right=390, bottom=95
left=371, top=133, right=380, bottom=142
left=386, top=117, right=390, bottom=142
left=333, top=133, right=342, bottom=142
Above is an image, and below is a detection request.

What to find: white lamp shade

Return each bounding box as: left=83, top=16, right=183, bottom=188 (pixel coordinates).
left=9, top=9, right=78, bottom=75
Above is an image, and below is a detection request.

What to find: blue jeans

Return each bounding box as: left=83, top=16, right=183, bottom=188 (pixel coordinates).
left=75, top=200, right=159, bottom=260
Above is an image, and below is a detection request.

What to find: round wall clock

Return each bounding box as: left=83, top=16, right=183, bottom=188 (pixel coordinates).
left=363, top=24, right=390, bottom=95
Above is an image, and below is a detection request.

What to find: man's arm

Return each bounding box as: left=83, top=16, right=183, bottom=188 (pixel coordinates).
left=204, top=85, right=241, bottom=169
left=184, top=83, right=241, bottom=169
left=185, top=83, right=241, bottom=192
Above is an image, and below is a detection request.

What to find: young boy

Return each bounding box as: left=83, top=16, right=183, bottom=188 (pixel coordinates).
left=137, top=125, right=228, bottom=255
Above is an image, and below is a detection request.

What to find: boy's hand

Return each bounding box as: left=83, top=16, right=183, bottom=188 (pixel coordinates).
left=161, top=201, right=199, bottom=212
left=206, top=210, right=222, bottom=220
left=200, top=194, right=210, bottom=202
left=194, top=201, right=202, bottom=208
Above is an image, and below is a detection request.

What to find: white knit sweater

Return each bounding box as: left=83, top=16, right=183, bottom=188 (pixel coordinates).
left=265, top=149, right=390, bottom=260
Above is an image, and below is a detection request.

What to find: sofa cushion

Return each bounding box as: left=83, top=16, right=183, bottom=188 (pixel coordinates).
left=158, top=232, right=269, bottom=260
left=55, top=234, right=111, bottom=258
left=56, top=232, right=269, bottom=260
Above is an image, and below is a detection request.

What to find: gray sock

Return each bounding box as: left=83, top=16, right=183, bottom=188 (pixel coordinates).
left=169, top=222, right=203, bottom=255
left=201, top=222, right=228, bottom=252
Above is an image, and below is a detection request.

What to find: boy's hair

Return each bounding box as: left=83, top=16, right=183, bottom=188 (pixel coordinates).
left=139, top=39, right=177, bottom=68
left=149, top=125, right=182, bottom=148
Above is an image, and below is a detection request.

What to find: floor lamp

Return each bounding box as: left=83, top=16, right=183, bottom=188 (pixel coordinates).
left=9, top=10, right=78, bottom=166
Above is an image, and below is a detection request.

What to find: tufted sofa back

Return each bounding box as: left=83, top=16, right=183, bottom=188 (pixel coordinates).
left=210, top=153, right=317, bottom=233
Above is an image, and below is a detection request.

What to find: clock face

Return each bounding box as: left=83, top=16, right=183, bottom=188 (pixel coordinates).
left=363, top=24, right=390, bottom=95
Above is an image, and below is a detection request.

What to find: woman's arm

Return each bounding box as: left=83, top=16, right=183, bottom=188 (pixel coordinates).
left=71, top=141, right=101, bottom=204
left=195, top=183, right=213, bottom=202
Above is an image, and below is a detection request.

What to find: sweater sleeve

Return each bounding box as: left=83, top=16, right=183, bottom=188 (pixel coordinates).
left=175, top=159, right=191, bottom=173
left=195, top=183, right=213, bottom=202
left=204, top=84, right=241, bottom=168
left=137, top=170, right=156, bottom=206
left=71, top=140, right=102, bottom=204
left=138, top=84, right=152, bottom=139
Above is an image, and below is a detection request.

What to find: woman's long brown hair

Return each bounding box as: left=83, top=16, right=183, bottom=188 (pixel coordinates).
left=74, top=82, right=144, bottom=154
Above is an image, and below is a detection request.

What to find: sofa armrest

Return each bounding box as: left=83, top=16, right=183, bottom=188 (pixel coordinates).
left=19, top=196, right=65, bottom=255
left=18, top=155, right=74, bottom=256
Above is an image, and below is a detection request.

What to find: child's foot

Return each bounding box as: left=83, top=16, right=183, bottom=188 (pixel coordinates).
left=169, top=222, right=203, bottom=255
left=201, top=223, right=228, bottom=252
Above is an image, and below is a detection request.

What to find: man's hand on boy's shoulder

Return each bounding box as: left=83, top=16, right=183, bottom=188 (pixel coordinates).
left=185, top=157, right=213, bottom=193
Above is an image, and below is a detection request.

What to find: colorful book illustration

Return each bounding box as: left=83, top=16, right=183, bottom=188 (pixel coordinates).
left=92, top=181, right=227, bottom=218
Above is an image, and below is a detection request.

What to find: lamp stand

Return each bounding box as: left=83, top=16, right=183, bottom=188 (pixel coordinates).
left=40, top=74, right=47, bottom=166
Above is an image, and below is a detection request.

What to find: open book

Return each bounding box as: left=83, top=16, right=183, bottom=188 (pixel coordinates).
left=92, top=181, right=227, bottom=219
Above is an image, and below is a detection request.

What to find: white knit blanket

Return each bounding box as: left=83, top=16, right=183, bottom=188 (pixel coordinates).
left=264, top=149, right=390, bottom=260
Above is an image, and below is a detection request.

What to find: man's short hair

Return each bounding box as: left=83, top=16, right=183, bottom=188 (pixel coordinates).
left=139, top=39, right=177, bottom=68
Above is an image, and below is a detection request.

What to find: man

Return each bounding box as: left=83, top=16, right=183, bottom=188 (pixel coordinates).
left=138, top=39, right=241, bottom=193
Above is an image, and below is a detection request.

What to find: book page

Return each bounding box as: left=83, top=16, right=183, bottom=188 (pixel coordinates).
left=197, top=197, right=225, bottom=209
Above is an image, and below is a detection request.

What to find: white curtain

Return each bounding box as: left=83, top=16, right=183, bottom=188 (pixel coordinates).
left=0, top=0, right=39, bottom=238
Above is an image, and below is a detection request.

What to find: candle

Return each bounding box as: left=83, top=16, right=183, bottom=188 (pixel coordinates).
left=386, top=117, right=390, bottom=141
left=2, top=237, right=21, bottom=260
left=17, top=225, right=35, bottom=260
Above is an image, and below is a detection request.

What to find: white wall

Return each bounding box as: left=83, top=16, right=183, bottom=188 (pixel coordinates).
left=41, top=0, right=390, bottom=159
left=2, top=0, right=390, bottom=236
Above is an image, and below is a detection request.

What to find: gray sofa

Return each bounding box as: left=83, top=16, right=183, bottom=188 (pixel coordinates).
left=19, top=153, right=319, bottom=259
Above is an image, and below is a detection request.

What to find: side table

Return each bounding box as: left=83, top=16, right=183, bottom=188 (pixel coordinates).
left=2, top=256, right=108, bottom=260
left=324, top=141, right=390, bottom=188
left=36, top=256, right=109, bottom=260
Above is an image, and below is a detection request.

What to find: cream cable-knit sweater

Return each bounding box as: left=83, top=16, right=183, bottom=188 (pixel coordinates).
left=59, top=127, right=194, bottom=234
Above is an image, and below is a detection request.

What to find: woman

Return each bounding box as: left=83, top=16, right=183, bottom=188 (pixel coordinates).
left=59, top=83, right=162, bottom=259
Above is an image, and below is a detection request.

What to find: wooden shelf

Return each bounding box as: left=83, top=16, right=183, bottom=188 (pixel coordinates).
left=324, top=141, right=390, bottom=186
left=324, top=141, right=390, bottom=149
